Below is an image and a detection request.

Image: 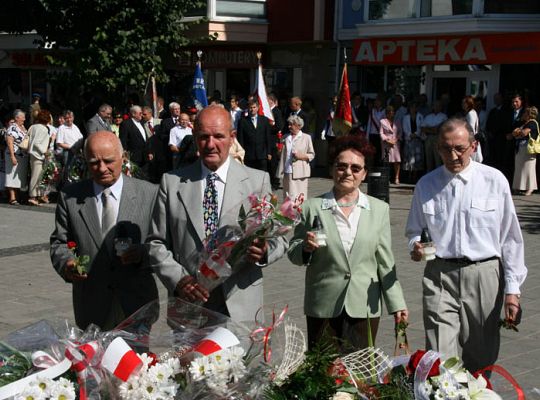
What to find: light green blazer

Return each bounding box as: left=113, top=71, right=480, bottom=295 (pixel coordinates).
left=288, top=192, right=406, bottom=319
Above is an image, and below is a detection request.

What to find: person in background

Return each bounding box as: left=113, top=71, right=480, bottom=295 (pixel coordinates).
left=511, top=106, right=538, bottom=196
left=4, top=110, right=29, bottom=205
left=169, top=113, right=193, bottom=169
left=27, top=109, right=53, bottom=206
left=406, top=117, right=527, bottom=373
left=504, top=94, right=525, bottom=185
left=28, top=93, right=41, bottom=125
left=379, top=105, right=402, bottom=184
left=268, top=93, right=284, bottom=190
left=366, top=96, right=385, bottom=165
left=111, top=112, right=123, bottom=137
left=228, top=95, right=243, bottom=130
left=462, top=95, right=482, bottom=163
left=284, top=96, right=310, bottom=136
left=288, top=135, right=408, bottom=351
left=237, top=100, right=273, bottom=172
left=276, top=115, right=315, bottom=200
left=56, top=110, right=84, bottom=177
left=421, top=100, right=447, bottom=172
left=402, top=102, right=425, bottom=183
left=86, top=103, right=113, bottom=134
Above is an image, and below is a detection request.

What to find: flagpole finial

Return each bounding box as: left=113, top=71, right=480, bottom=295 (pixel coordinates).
left=196, top=50, right=203, bottom=61
left=256, top=51, right=262, bottom=64
left=343, top=47, right=347, bottom=62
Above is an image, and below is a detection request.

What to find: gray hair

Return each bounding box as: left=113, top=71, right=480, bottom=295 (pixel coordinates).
left=129, top=105, right=142, bottom=115
left=12, top=109, right=25, bottom=119
left=98, top=103, right=112, bottom=113
left=142, top=106, right=153, bottom=113
left=169, top=102, right=181, bottom=110
left=438, top=117, right=475, bottom=143
left=287, top=115, right=304, bottom=129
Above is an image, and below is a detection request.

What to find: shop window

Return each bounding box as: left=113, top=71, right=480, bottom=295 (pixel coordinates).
left=420, top=0, right=472, bottom=17
left=369, top=0, right=416, bottom=20
left=216, top=0, right=266, bottom=18
left=484, top=0, right=540, bottom=14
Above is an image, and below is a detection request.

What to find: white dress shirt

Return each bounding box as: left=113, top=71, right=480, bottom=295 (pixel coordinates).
left=132, top=118, right=146, bottom=141
left=321, top=189, right=369, bottom=256
left=405, top=161, right=527, bottom=294
left=200, top=157, right=231, bottom=219
left=93, top=174, right=123, bottom=228
left=56, top=124, right=83, bottom=147
left=169, top=126, right=192, bottom=147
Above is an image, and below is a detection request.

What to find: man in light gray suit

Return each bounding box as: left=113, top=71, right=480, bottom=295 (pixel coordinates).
left=147, top=106, right=287, bottom=322
left=50, top=131, right=159, bottom=330
left=86, top=104, right=113, bottom=134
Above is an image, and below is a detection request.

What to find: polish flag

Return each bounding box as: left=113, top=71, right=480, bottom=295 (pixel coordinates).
left=101, top=337, right=143, bottom=382
left=254, top=64, right=274, bottom=123
left=192, top=327, right=240, bottom=356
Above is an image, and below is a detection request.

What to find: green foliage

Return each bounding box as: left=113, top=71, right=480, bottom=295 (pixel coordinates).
left=25, top=0, right=213, bottom=96
left=0, top=342, right=32, bottom=387
left=368, top=366, right=414, bottom=400
left=264, top=339, right=341, bottom=400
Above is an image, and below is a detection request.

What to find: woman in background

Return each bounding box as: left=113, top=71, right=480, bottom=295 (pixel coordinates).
left=512, top=106, right=538, bottom=196
left=379, top=105, right=402, bottom=184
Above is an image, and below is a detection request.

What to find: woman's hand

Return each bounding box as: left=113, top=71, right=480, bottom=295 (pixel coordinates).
left=394, top=309, right=409, bottom=324
left=303, top=231, right=319, bottom=253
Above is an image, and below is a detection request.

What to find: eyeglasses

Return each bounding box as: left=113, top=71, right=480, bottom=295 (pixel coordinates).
left=335, top=162, right=365, bottom=174
left=438, top=144, right=472, bottom=156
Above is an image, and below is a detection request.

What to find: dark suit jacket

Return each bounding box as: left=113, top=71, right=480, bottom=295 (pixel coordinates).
left=50, top=176, right=159, bottom=329
left=236, top=115, right=273, bottom=162
left=119, top=118, right=148, bottom=166
left=271, top=106, right=284, bottom=135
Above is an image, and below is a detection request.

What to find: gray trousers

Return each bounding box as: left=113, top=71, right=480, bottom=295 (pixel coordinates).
left=423, top=258, right=504, bottom=373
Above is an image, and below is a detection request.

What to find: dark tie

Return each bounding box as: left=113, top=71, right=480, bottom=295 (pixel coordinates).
left=101, top=188, right=115, bottom=237
left=203, top=173, right=219, bottom=238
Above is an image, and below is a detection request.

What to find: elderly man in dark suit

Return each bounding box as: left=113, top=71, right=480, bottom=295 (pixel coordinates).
left=236, top=100, right=273, bottom=172
left=86, top=104, right=113, bottom=134
left=119, top=105, right=149, bottom=169
left=50, top=131, right=159, bottom=330
left=147, top=105, right=287, bottom=322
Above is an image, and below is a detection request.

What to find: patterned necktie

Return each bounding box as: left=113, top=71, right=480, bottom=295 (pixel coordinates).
left=101, top=188, right=115, bottom=236
left=203, top=173, right=219, bottom=238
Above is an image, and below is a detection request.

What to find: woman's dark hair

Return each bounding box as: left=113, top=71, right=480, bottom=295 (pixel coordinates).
left=462, top=95, right=474, bottom=111
left=329, top=135, right=375, bottom=165
left=36, top=109, right=51, bottom=125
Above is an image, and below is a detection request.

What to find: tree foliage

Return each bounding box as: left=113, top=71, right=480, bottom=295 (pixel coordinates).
left=15, top=0, right=211, bottom=96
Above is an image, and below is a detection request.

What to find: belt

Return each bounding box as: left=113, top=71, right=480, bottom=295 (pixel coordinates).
left=436, top=256, right=499, bottom=264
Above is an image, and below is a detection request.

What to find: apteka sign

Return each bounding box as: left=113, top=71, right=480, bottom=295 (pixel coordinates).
left=352, top=32, right=540, bottom=65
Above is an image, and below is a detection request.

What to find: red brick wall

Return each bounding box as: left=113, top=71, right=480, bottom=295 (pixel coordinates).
left=267, top=0, right=315, bottom=42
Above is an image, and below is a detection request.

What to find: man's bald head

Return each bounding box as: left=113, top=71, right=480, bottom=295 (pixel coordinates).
left=85, top=131, right=124, bottom=186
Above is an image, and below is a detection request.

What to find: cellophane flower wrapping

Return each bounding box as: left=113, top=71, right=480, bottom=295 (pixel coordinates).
left=110, top=298, right=288, bottom=399
left=38, top=154, right=62, bottom=194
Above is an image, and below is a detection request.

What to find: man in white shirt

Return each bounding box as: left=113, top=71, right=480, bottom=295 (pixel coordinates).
left=56, top=110, right=84, bottom=179
left=421, top=100, right=448, bottom=172
left=405, top=117, right=527, bottom=373
left=169, top=113, right=193, bottom=168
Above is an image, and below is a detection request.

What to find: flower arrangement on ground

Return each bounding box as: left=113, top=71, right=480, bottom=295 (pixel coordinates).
left=38, top=154, right=62, bottom=194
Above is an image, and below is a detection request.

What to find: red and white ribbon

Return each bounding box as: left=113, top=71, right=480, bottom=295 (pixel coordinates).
left=101, top=337, right=142, bottom=382
left=250, top=305, right=288, bottom=362
left=64, top=341, right=101, bottom=400
left=192, top=327, right=240, bottom=356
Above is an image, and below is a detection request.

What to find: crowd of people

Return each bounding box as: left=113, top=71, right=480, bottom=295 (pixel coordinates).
left=0, top=88, right=531, bottom=376
left=346, top=91, right=538, bottom=195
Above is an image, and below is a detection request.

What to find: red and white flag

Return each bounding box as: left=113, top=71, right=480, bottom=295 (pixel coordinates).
left=101, top=337, right=143, bottom=382
left=254, top=63, right=274, bottom=123
left=332, top=63, right=353, bottom=136
left=192, top=327, right=240, bottom=356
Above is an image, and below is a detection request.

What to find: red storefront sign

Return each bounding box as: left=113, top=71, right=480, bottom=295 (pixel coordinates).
left=352, top=32, right=540, bottom=65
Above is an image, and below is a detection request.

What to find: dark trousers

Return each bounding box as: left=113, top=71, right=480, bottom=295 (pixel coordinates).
left=368, top=134, right=382, bottom=166
left=244, top=159, right=268, bottom=172
left=306, top=311, right=380, bottom=353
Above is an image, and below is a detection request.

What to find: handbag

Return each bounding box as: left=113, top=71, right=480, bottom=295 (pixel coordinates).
left=18, top=134, right=30, bottom=152
left=526, top=120, right=540, bottom=154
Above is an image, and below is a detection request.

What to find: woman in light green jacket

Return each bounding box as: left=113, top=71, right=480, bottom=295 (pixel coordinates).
left=288, top=135, right=408, bottom=352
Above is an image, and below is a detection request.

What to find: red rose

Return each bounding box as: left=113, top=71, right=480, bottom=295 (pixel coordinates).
left=147, top=352, right=158, bottom=367
left=407, top=350, right=440, bottom=377
left=67, top=241, right=77, bottom=249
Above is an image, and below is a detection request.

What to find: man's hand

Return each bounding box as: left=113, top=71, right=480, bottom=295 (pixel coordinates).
left=267, top=154, right=272, bottom=161
left=175, top=276, right=209, bottom=303
left=303, top=231, right=319, bottom=253
left=504, top=294, right=521, bottom=324
left=246, top=238, right=268, bottom=263
left=64, top=259, right=88, bottom=282
left=119, top=244, right=144, bottom=265
left=410, top=241, right=424, bottom=262
left=394, top=309, right=409, bottom=324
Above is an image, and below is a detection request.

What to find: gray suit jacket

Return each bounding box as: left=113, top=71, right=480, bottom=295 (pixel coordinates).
left=147, top=158, right=287, bottom=322
left=86, top=114, right=112, bottom=134
left=50, top=175, right=159, bottom=329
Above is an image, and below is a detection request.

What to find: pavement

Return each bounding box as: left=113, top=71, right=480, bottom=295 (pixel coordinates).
left=0, top=178, right=539, bottom=395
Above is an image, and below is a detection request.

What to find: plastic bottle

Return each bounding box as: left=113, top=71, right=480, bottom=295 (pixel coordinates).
left=312, top=216, right=327, bottom=247
left=421, top=228, right=436, bottom=261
